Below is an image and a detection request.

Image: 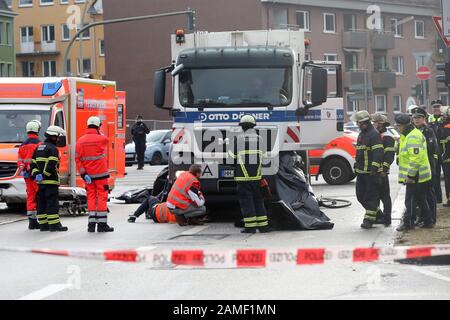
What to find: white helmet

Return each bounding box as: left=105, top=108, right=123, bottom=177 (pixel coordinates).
left=443, top=106, right=450, bottom=117
left=239, top=115, right=257, bottom=126
left=87, top=116, right=101, bottom=127
left=45, top=125, right=66, bottom=137
left=26, top=121, right=40, bottom=133
left=407, top=104, right=419, bottom=116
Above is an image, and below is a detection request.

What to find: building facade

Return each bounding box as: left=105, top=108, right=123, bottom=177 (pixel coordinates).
left=6, top=0, right=105, bottom=79
left=0, top=0, right=16, bottom=76
left=104, top=0, right=443, bottom=123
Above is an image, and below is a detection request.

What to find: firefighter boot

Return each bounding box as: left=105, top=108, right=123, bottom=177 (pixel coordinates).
left=49, top=223, right=68, bottom=232
left=127, top=215, right=137, bottom=223
left=40, top=224, right=50, bottom=232
left=97, top=223, right=114, bottom=232
left=258, top=226, right=273, bottom=233
left=28, top=218, right=40, bottom=230
left=360, top=219, right=373, bottom=229
left=88, top=222, right=96, bottom=233
left=374, top=210, right=385, bottom=225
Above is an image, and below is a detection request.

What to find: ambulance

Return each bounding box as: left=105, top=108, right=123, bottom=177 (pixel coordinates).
left=0, top=77, right=126, bottom=212
left=154, top=30, right=344, bottom=197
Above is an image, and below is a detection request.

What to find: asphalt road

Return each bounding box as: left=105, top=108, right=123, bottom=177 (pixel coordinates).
left=0, top=165, right=449, bottom=300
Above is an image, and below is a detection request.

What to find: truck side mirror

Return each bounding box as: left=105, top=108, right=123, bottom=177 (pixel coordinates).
left=154, top=70, right=167, bottom=108
left=311, top=68, right=328, bottom=107
left=57, top=136, right=67, bottom=148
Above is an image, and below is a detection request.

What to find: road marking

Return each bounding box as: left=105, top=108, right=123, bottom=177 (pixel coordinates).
left=410, top=266, right=450, bottom=282
left=18, top=283, right=71, bottom=300
left=179, top=226, right=210, bottom=236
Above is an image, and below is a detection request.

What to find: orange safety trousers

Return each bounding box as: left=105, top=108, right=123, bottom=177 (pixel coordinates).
left=25, top=178, right=38, bottom=215
left=86, top=178, right=109, bottom=213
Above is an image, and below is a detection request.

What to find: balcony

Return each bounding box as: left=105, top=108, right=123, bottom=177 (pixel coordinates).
left=16, top=41, right=59, bottom=57
left=344, top=70, right=366, bottom=89
left=343, top=31, right=368, bottom=49
left=20, top=42, right=34, bottom=54
left=371, top=32, right=395, bottom=50
left=372, top=71, right=396, bottom=89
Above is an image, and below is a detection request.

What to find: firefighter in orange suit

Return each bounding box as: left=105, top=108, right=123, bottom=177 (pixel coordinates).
left=75, top=116, right=113, bottom=233
left=18, top=120, right=42, bottom=230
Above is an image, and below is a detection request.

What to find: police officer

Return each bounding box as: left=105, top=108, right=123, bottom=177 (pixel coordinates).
left=429, top=100, right=443, bottom=127
left=395, top=113, right=433, bottom=231
left=371, top=113, right=396, bottom=227
left=411, top=107, right=439, bottom=225
left=131, top=115, right=150, bottom=170
left=75, top=116, right=114, bottom=233
left=351, top=111, right=384, bottom=229
left=31, top=126, right=68, bottom=232
left=18, top=120, right=42, bottom=230
left=228, top=115, right=269, bottom=234
left=439, top=106, right=450, bottom=207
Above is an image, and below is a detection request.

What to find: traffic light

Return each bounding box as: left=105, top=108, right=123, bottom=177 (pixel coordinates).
left=187, top=10, right=196, bottom=32
left=411, top=84, right=421, bottom=97
left=436, top=62, right=450, bottom=86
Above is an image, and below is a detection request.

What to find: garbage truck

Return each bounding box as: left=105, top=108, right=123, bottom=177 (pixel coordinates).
left=0, top=77, right=127, bottom=213
left=153, top=29, right=344, bottom=198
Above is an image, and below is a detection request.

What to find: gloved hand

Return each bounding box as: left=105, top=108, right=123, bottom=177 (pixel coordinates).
left=35, top=174, right=43, bottom=182
left=22, top=171, right=30, bottom=179
left=84, top=175, right=92, bottom=184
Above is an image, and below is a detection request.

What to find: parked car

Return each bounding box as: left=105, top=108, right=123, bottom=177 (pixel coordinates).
left=125, top=130, right=171, bottom=166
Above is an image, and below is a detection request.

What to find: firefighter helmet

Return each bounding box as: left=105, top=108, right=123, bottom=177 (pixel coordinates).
left=351, top=110, right=371, bottom=123
left=371, top=113, right=390, bottom=127
left=45, top=126, right=66, bottom=137
left=87, top=116, right=101, bottom=128
left=26, top=121, right=40, bottom=134
left=239, top=115, right=257, bottom=127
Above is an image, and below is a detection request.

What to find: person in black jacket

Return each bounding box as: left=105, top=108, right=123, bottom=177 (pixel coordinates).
left=351, top=111, right=384, bottom=229
left=131, top=115, right=150, bottom=170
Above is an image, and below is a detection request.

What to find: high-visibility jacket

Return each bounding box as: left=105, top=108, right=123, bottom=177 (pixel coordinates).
left=75, top=128, right=110, bottom=180
left=380, top=131, right=396, bottom=174
left=398, top=126, right=432, bottom=184
left=31, top=139, right=60, bottom=185
left=441, top=123, right=450, bottom=164
left=18, top=133, right=41, bottom=174
left=354, top=124, right=384, bottom=175
left=153, top=202, right=177, bottom=224
left=167, top=171, right=201, bottom=209
left=228, top=129, right=263, bottom=182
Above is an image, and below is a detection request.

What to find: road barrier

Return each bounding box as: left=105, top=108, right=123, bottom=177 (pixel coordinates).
left=1, top=245, right=450, bottom=268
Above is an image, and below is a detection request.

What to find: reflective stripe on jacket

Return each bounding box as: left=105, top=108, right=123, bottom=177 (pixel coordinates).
left=18, top=133, right=41, bottom=173
left=167, top=171, right=201, bottom=210
left=75, top=128, right=110, bottom=181
left=380, top=132, right=396, bottom=174
left=154, top=203, right=177, bottom=223
left=31, top=140, right=60, bottom=185
left=398, top=127, right=432, bottom=183
left=354, top=124, right=384, bottom=174
left=228, top=129, right=263, bottom=182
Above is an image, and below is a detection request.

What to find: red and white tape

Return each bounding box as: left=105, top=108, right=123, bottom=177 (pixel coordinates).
left=1, top=245, right=450, bottom=268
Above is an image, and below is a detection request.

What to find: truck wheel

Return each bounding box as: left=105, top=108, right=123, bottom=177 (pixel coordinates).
left=150, top=152, right=163, bottom=166
left=322, top=158, right=351, bottom=185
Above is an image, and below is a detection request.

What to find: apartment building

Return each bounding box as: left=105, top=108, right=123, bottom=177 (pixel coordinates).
left=104, top=0, right=443, bottom=122
left=0, top=0, right=16, bottom=76
left=6, top=0, right=105, bottom=78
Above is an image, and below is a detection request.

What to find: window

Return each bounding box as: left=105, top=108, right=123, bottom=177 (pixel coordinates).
left=393, top=95, right=402, bottom=113
left=54, top=111, right=65, bottom=130
left=296, top=11, right=310, bottom=31
left=323, top=13, right=336, bottom=33
left=19, top=0, right=33, bottom=7
left=305, top=52, right=312, bottom=61
left=5, top=23, right=11, bottom=45
left=392, top=56, right=404, bottom=75
left=60, top=0, right=69, bottom=4
left=439, top=93, right=449, bottom=106
left=43, top=61, right=57, bottom=77
left=7, top=64, right=12, bottom=77
left=77, top=59, right=92, bottom=74
left=346, top=94, right=358, bottom=113
left=40, top=0, right=54, bottom=5
left=21, top=27, right=34, bottom=43
left=99, top=39, right=105, bottom=56
left=344, top=14, right=357, bottom=32
left=415, top=20, right=425, bottom=39
left=375, top=95, right=387, bottom=112
left=62, top=24, right=70, bottom=41
left=374, top=55, right=388, bottom=72
left=22, top=61, right=35, bottom=77
left=0, top=22, right=3, bottom=44
left=76, top=23, right=91, bottom=39
left=117, top=105, right=124, bottom=129
left=391, top=18, right=404, bottom=37
left=0, top=63, right=4, bottom=77
left=345, top=53, right=358, bottom=71
left=65, top=59, right=71, bottom=75
left=324, top=53, right=337, bottom=74
left=41, top=25, right=55, bottom=42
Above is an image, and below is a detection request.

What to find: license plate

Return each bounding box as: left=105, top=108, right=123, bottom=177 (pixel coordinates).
left=220, top=169, right=234, bottom=178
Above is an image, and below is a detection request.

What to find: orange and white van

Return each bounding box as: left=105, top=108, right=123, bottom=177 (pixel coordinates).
left=0, top=77, right=126, bottom=210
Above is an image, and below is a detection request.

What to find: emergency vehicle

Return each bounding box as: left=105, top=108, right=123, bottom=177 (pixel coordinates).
left=0, top=77, right=126, bottom=212
left=154, top=30, right=344, bottom=196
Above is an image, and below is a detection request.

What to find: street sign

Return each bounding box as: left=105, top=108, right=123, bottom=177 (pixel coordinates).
left=433, top=16, right=450, bottom=47
left=416, top=66, right=431, bottom=80
left=443, top=0, right=450, bottom=36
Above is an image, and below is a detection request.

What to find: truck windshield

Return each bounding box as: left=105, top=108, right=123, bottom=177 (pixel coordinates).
left=0, top=108, right=51, bottom=143
left=179, top=67, right=292, bottom=108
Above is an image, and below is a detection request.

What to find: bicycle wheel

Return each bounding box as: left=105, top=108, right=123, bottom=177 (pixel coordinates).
left=318, top=197, right=352, bottom=209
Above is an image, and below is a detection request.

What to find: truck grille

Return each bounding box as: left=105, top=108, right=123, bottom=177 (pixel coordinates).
left=0, top=162, right=18, bottom=178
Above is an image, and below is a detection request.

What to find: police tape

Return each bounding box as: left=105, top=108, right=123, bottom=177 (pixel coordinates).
left=1, top=245, right=450, bottom=268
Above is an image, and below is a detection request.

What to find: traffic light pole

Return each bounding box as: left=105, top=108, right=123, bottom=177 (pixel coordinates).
left=62, top=9, right=196, bottom=76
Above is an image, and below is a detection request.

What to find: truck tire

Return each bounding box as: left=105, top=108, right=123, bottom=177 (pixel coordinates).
left=150, top=152, right=163, bottom=166
left=321, top=158, right=352, bottom=185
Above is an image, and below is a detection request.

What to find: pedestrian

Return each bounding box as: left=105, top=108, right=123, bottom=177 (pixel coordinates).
left=75, top=116, right=114, bottom=233
left=411, top=107, right=439, bottom=226
left=430, top=101, right=445, bottom=204
left=439, top=106, right=450, bottom=207
left=131, top=115, right=150, bottom=170
left=351, top=111, right=384, bottom=229
left=228, top=115, right=270, bottom=234
left=31, top=126, right=68, bottom=232
left=17, top=120, right=42, bottom=230
left=166, top=164, right=207, bottom=219
left=394, top=113, right=434, bottom=231
left=371, top=113, right=396, bottom=227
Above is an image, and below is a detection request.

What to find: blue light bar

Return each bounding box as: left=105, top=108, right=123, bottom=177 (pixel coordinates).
left=42, top=81, right=63, bottom=96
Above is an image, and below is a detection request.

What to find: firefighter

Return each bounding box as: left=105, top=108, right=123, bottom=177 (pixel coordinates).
left=351, top=110, right=384, bottom=229
left=428, top=100, right=443, bottom=127
left=75, top=116, right=114, bottom=233
left=166, top=164, right=207, bottom=219
left=439, top=106, right=450, bottom=207
left=228, top=115, right=269, bottom=234
left=131, top=115, right=150, bottom=170
left=395, top=113, right=433, bottom=231
left=18, top=120, right=42, bottom=230
left=371, top=113, right=396, bottom=227
left=31, top=126, right=68, bottom=232
left=411, top=107, right=439, bottom=225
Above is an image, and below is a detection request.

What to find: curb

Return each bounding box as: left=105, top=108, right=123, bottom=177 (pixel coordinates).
left=396, top=255, right=450, bottom=266
left=0, top=217, right=27, bottom=226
